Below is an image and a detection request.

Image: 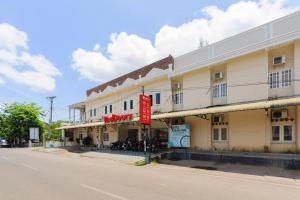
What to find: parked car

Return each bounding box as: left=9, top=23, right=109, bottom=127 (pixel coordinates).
left=0, top=138, right=10, bottom=147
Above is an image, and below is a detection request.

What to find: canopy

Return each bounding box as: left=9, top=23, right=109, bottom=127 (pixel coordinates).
left=57, top=97, right=300, bottom=130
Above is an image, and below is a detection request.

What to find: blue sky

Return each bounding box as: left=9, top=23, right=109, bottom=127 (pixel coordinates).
left=0, top=0, right=299, bottom=122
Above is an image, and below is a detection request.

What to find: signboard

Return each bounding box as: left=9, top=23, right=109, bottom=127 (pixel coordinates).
left=104, top=114, right=133, bottom=123
left=29, top=127, right=39, bottom=140
left=168, top=124, right=190, bottom=148
left=139, top=94, right=151, bottom=124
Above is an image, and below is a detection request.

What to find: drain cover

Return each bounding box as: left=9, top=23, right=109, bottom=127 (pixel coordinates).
left=191, top=166, right=217, bottom=170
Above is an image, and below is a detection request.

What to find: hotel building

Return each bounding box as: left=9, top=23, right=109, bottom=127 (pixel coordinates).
left=59, top=11, right=300, bottom=153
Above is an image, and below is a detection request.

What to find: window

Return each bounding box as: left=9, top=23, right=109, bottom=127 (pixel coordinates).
left=212, top=127, right=227, bottom=141
left=269, top=72, right=280, bottom=89
left=213, top=85, right=219, bottom=98
left=221, top=128, right=227, bottom=140
left=272, top=126, right=280, bottom=141
left=130, top=100, right=133, bottom=109
left=156, top=93, right=161, bottom=105
left=109, top=105, right=112, bottom=113
left=93, top=108, right=96, bottom=116
left=149, top=95, right=153, bottom=106
left=269, top=69, right=292, bottom=89
left=105, top=106, right=107, bottom=114
left=213, top=128, right=219, bottom=141
left=282, top=69, right=292, bottom=87
left=174, top=92, right=183, bottom=104
left=220, top=83, right=227, bottom=97
left=272, top=125, right=293, bottom=142
left=103, top=133, right=109, bottom=141
left=90, top=109, right=92, bottom=117
left=179, top=92, right=183, bottom=104
left=283, top=125, right=292, bottom=141
left=123, top=101, right=127, bottom=111
left=213, top=83, right=227, bottom=98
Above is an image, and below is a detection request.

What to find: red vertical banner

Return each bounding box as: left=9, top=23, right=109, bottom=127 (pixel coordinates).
left=139, top=94, right=151, bottom=125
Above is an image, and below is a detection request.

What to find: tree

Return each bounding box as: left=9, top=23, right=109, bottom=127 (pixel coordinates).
left=0, top=103, right=45, bottom=145
left=44, top=121, right=63, bottom=141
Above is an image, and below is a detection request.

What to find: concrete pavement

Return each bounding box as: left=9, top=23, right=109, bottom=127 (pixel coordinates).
left=0, top=148, right=300, bottom=200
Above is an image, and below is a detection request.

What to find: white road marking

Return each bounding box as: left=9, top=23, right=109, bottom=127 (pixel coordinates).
left=80, top=183, right=129, bottom=200
left=21, top=163, right=39, bottom=171
left=1, top=156, right=8, bottom=160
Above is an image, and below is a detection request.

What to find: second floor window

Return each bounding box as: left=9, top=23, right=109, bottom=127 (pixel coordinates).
left=149, top=95, right=153, bottom=106
left=93, top=108, right=96, bottom=116
left=174, top=92, right=183, bottom=104
left=130, top=100, right=133, bottom=109
left=269, top=72, right=280, bottom=88
left=124, top=101, right=127, bottom=111
left=213, top=83, right=227, bottom=98
left=282, top=69, right=292, bottom=87
left=90, top=109, right=92, bottom=117
left=110, top=105, right=112, bottom=113
left=105, top=106, right=107, bottom=114
left=269, top=69, right=292, bottom=89
left=156, top=93, right=161, bottom=105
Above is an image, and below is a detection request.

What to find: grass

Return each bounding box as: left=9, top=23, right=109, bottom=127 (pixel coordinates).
left=134, top=160, right=147, bottom=166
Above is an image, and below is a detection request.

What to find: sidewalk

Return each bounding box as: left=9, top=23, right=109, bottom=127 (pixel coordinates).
left=32, top=147, right=145, bottom=164
left=159, top=159, right=300, bottom=180
left=80, top=150, right=145, bottom=164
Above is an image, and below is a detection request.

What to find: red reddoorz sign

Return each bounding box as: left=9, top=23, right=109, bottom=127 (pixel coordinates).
left=139, top=94, right=151, bottom=125
left=104, top=114, right=133, bottom=123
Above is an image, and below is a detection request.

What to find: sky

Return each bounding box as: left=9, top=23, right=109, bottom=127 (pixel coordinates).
left=0, top=0, right=299, bottom=122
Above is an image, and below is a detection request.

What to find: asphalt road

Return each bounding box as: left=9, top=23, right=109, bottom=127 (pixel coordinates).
left=1, top=148, right=300, bottom=200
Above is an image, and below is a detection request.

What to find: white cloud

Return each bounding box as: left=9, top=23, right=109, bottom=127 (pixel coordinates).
left=72, top=32, right=159, bottom=82
left=71, top=0, right=297, bottom=83
left=0, top=23, right=61, bottom=92
left=0, top=77, right=4, bottom=85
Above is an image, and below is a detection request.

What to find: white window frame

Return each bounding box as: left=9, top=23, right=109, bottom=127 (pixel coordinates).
left=269, top=69, right=292, bottom=89
left=130, top=100, right=134, bottom=110
left=155, top=93, right=161, bottom=105
left=109, top=105, right=113, bottom=113
left=281, top=69, right=292, bottom=87
left=213, top=83, right=227, bottom=98
left=123, top=101, right=127, bottom=111
left=212, top=126, right=228, bottom=142
left=271, top=122, right=294, bottom=143
left=104, top=106, right=107, bottom=115
left=174, top=92, right=183, bottom=105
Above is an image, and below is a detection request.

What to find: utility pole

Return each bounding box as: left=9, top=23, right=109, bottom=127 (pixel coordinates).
left=47, top=96, right=56, bottom=137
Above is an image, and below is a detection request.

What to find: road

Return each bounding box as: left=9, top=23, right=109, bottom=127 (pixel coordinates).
left=0, top=148, right=300, bottom=200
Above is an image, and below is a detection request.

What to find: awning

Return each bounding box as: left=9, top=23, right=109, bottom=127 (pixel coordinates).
left=57, top=97, right=300, bottom=130
left=151, top=97, right=300, bottom=120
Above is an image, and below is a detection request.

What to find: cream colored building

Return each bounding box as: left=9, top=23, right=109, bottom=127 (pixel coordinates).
left=59, top=11, right=300, bottom=153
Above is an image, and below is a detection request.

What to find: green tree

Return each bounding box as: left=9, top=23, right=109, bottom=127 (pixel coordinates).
left=44, top=121, right=63, bottom=141
left=1, top=103, right=45, bottom=145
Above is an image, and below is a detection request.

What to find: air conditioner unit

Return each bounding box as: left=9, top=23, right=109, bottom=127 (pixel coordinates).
left=272, top=55, right=286, bottom=65
left=214, top=72, right=224, bottom=81
left=213, top=115, right=224, bottom=123
left=272, top=109, right=288, bottom=119
left=174, top=83, right=182, bottom=89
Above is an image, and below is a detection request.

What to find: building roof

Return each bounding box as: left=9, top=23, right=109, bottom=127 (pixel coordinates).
left=86, top=55, right=174, bottom=97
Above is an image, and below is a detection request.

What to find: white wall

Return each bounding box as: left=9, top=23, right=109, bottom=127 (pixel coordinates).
left=227, top=51, right=268, bottom=104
